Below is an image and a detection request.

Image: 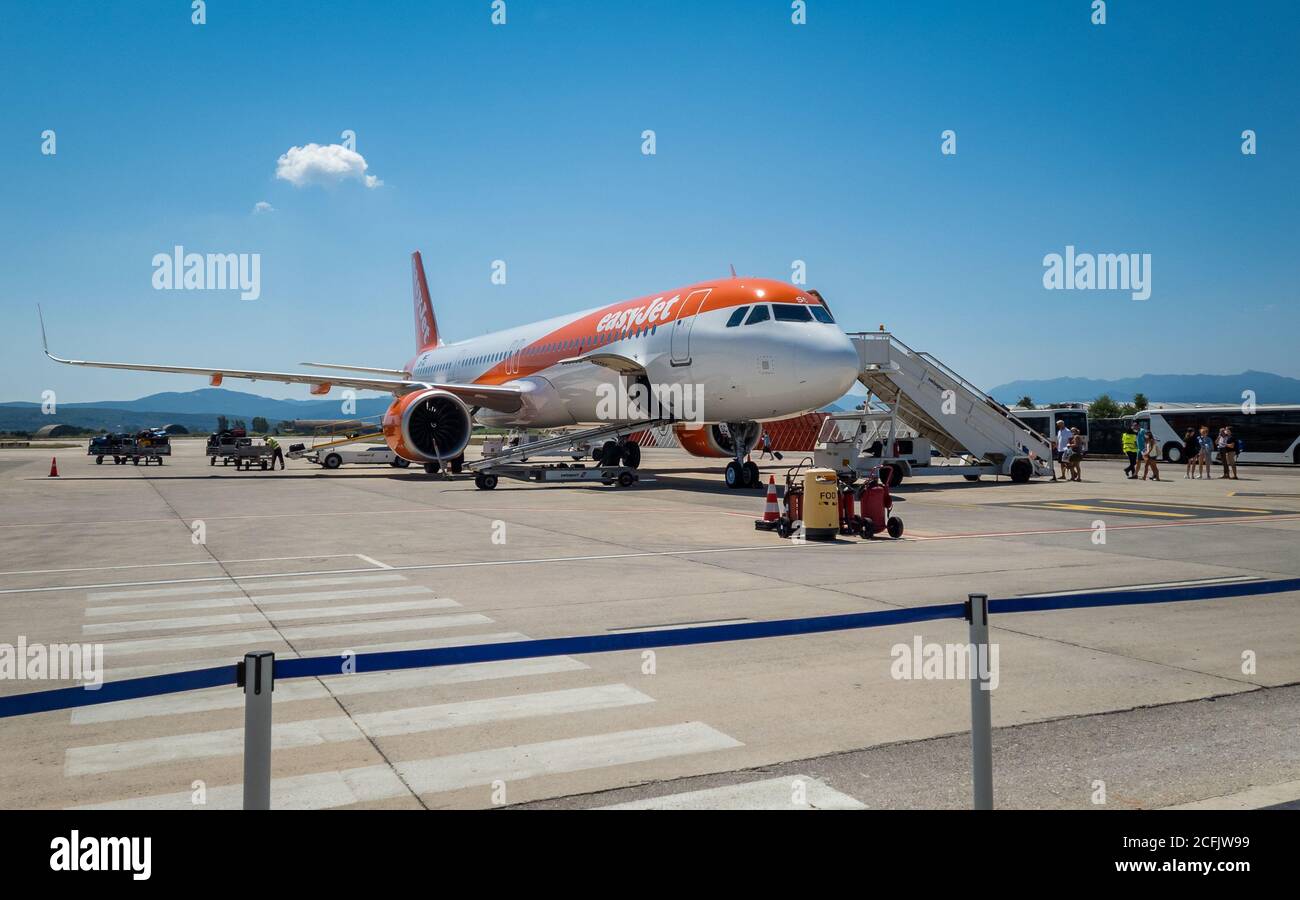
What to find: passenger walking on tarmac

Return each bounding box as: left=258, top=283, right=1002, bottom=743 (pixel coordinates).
left=758, top=430, right=774, bottom=460
left=1196, top=426, right=1213, bottom=479
left=1182, top=428, right=1199, bottom=479
left=1122, top=422, right=1139, bottom=479
left=1141, top=429, right=1161, bottom=481
left=1054, top=419, right=1071, bottom=481
left=265, top=435, right=285, bottom=470
left=1218, top=427, right=1239, bottom=479
left=1067, top=428, right=1084, bottom=481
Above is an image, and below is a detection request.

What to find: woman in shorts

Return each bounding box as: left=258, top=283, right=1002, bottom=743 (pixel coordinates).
left=1182, top=428, right=1199, bottom=479
left=1141, top=430, right=1161, bottom=481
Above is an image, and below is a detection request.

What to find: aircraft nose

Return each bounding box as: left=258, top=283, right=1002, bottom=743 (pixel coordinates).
left=812, top=329, right=861, bottom=398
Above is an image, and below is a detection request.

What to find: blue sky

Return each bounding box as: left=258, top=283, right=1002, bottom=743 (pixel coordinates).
left=2, top=0, right=1297, bottom=403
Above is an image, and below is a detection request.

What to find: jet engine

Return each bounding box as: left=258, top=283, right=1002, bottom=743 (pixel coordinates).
left=673, top=422, right=761, bottom=458
left=383, top=389, right=473, bottom=463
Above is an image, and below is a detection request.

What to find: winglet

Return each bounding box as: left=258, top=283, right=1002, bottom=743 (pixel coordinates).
left=37, top=304, right=49, bottom=355
left=729, top=264, right=737, bottom=278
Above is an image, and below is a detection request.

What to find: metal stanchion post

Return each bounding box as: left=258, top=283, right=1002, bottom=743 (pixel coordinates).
left=240, top=651, right=274, bottom=810
left=966, top=593, right=993, bottom=810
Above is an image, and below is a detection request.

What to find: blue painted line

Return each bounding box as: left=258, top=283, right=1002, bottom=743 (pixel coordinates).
left=1, top=576, right=1296, bottom=718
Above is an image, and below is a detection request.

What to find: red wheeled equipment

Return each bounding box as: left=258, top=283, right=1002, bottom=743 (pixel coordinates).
left=854, top=464, right=904, bottom=539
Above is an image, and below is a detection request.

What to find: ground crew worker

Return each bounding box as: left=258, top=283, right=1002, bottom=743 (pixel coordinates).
left=266, top=435, right=284, bottom=470
left=1121, top=422, right=1139, bottom=478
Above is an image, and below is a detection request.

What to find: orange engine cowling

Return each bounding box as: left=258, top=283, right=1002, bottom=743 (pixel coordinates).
left=673, top=423, right=761, bottom=458
left=383, top=389, right=473, bottom=463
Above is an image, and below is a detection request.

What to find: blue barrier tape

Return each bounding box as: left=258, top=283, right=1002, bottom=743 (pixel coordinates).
left=989, top=576, right=1300, bottom=615
left=273, top=602, right=969, bottom=680
left=0, top=664, right=234, bottom=719
left=1, top=576, right=1296, bottom=718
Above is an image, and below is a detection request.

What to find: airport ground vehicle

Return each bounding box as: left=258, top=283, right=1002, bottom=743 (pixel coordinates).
left=289, top=444, right=411, bottom=469
left=88, top=429, right=170, bottom=465
left=1135, top=405, right=1300, bottom=464
left=207, top=430, right=252, bottom=465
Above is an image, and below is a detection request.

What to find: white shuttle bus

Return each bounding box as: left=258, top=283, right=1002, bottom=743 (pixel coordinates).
left=1136, top=405, right=1300, bottom=465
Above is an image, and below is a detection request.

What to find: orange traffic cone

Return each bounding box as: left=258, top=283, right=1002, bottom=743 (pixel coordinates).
left=48, top=457, right=59, bottom=477
left=754, top=475, right=780, bottom=530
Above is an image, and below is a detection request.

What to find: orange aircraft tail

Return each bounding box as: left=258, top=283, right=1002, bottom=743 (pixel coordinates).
left=411, top=251, right=441, bottom=352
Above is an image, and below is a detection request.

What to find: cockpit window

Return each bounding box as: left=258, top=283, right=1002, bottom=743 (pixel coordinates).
left=773, top=304, right=813, bottom=322
left=811, top=306, right=835, bottom=324
left=726, top=306, right=749, bottom=327
left=745, top=305, right=770, bottom=325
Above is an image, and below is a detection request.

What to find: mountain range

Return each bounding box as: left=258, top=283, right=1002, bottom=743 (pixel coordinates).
left=0, top=388, right=392, bottom=433
left=988, top=371, right=1300, bottom=406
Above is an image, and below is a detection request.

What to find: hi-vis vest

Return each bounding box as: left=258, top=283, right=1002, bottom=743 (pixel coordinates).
left=1121, top=432, right=1138, bottom=453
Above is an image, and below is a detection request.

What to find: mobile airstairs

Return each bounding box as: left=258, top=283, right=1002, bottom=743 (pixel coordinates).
left=818, top=332, right=1054, bottom=483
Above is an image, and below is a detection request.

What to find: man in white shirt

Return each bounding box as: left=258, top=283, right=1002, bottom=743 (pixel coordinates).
left=1055, top=420, right=1071, bottom=480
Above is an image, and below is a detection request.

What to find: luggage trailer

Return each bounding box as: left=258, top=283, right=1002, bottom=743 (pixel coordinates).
left=461, top=419, right=667, bottom=490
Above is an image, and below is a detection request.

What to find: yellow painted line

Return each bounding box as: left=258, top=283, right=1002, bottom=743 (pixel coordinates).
left=1036, top=503, right=1193, bottom=518
left=1097, top=498, right=1273, bottom=514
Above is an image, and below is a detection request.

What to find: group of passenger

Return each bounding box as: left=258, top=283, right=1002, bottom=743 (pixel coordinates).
left=1118, top=421, right=1240, bottom=482
left=1177, top=425, right=1240, bottom=480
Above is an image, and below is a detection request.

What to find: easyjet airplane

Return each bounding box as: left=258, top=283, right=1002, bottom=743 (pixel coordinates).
left=42, top=252, right=861, bottom=488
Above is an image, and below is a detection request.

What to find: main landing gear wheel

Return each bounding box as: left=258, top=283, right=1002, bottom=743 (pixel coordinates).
left=423, top=461, right=440, bottom=474
left=743, top=460, right=759, bottom=488
left=474, top=473, right=498, bottom=490
left=725, top=460, right=741, bottom=488
left=620, top=442, right=641, bottom=469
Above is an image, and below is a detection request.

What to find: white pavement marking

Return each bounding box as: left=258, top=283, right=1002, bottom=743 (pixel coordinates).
left=84, top=598, right=463, bottom=635
left=71, top=657, right=590, bottom=724
left=64, top=684, right=655, bottom=776
left=596, top=775, right=866, bottom=810
left=87, top=574, right=407, bottom=601
left=607, top=618, right=752, bottom=633
left=98, top=613, right=493, bottom=657
left=3, top=545, right=830, bottom=595
left=0, top=554, right=371, bottom=577
left=355, top=555, right=393, bottom=569
left=70, top=722, right=742, bottom=809
left=102, top=632, right=531, bottom=681
left=1022, top=575, right=1263, bottom=598
left=86, top=585, right=442, bottom=616
left=70, top=766, right=412, bottom=810
left=395, top=722, right=743, bottom=796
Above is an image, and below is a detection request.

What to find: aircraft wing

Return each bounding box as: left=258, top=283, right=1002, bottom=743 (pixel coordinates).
left=39, top=310, right=524, bottom=414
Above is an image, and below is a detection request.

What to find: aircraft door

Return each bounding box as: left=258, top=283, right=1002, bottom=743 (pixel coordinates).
left=669, top=289, right=711, bottom=366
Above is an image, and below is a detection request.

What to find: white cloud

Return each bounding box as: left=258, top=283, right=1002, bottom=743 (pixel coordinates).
left=274, top=143, right=383, bottom=189
left=253, top=200, right=275, bottom=214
